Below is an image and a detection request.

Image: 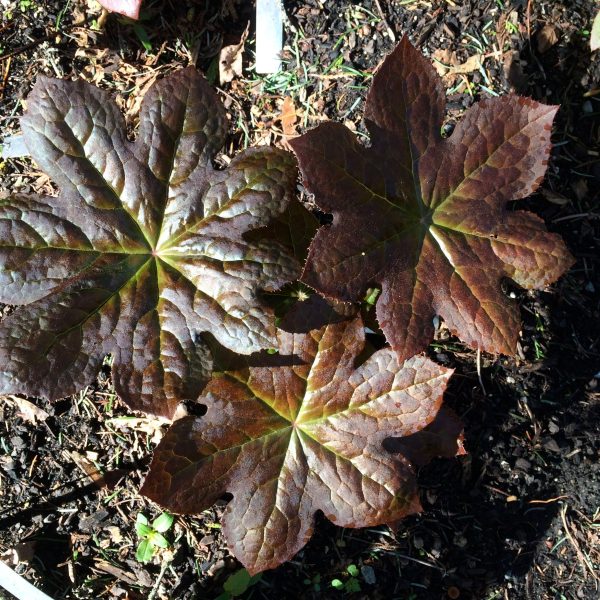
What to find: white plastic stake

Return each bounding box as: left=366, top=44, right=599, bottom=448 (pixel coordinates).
left=0, top=561, right=55, bottom=600
left=1, top=134, right=29, bottom=159
left=256, top=0, right=283, bottom=74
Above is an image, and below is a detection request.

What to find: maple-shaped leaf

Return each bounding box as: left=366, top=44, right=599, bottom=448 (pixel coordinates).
left=0, top=68, right=302, bottom=417
left=141, top=299, right=456, bottom=574
left=98, top=0, right=142, bottom=19
left=289, top=37, right=574, bottom=360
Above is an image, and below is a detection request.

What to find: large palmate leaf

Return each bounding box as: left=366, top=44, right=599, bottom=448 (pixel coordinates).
left=289, top=37, right=574, bottom=361
left=141, top=299, right=458, bottom=574
left=0, top=68, right=302, bottom=417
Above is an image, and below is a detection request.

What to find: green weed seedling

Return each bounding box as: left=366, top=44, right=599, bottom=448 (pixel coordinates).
left=303, top=573, right=322, bottom=593
left=135, top=512, right=174, bottom=563
left=331, top=564, right=362, bottom=593
left=216, top=568, right=262, bottom=599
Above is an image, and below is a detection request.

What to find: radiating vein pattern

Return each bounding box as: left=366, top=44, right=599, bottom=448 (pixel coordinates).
left=289, top=36, right=574, bottom=360
left=141, top=300, right=457, bottom=573
left=0, top=68, right=304, bottom=417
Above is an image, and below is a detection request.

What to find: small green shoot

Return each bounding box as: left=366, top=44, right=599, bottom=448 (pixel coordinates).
left=364, top=287, right=380, bottom=306
left=133, top=23, right=153, bottom=53
left=135, top=512, right=174, bottom=563
left=216, top=568, right=262, bottom=599
left=55, top=0, right=72, bottom=29
left=303, top=573, right=322, bottom=592
left=330, top=564, right=362, bottom=592
left=331, top=578, right=344, bottom=590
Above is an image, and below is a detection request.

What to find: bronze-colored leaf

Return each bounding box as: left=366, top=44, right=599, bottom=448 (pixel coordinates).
left=141, top=300, right=456, bottom=573
left=0, top=68, right=305, bottom=417
left=289, top=37, right=574, bottom=360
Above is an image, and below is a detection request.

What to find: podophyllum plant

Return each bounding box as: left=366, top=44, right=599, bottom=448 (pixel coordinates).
left=141, top=298, right=461, bottom=573
left=290, top=36, right=574, bottom=361
left=0, top=68, right=305, bottom=417
left=0, top=35, right=574, bottom=576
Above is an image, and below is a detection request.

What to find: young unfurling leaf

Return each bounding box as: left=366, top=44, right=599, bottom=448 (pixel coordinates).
left=0, top=68, right=303, bottom=417
left=141, top=299, right=459, bottom=574
left=290, top=37, right=574, bottom=361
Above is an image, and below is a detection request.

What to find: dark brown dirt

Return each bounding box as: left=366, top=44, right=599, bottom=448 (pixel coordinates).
left=0, top=1, right=598, bottom=599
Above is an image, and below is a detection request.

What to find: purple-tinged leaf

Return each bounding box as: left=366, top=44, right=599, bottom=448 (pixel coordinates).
left=289, top=37, right=574, bottom=360
left=98, top=0, right=143, bottom=19
left=0, top=68, right=305, bottom=417
left=141, top=299, right=456, bottom=574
